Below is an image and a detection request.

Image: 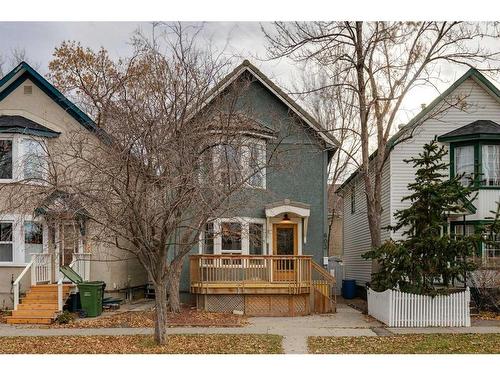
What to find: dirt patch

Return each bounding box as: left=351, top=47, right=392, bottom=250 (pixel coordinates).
left=54, top=308, right=247, bottom=328
left=0, top=310, right=10, bottom=324
left=0, top=334, right=282, bottom=354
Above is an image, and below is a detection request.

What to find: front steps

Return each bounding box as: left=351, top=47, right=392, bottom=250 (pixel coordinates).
left=6, top=284, right=73, bottom=325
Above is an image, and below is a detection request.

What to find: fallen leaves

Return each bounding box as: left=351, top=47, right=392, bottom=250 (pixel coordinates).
left=476, top=311, right=500, bottom=321
left=0, top=334, right=282, bottom=354
left=308, top=333, right=500, bottom=354
left=54, top=308, right=247, bottom=328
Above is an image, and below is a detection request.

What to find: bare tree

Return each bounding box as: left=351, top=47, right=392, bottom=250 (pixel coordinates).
left=293, top=62, right=362, bottom=252
left=0, top=47, right=40, bottom=77
left=0, top=24, right=285, bottom=345
left=263, top=21, right=500, bottom=250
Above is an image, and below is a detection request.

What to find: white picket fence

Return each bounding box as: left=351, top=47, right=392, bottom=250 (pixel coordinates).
left=367, top=288, right=471, bottom=327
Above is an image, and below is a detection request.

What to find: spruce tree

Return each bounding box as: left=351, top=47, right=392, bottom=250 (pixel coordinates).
left=364, top=139, right=478, bottom=294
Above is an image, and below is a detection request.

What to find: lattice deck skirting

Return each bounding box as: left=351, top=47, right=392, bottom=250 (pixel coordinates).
left=198, top=294, right=310, bottom=316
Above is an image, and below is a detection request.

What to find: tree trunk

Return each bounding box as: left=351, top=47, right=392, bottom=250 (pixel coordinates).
left=167, top=260, right=183, bottom=313
left=167, top=269, right=181, bottom=313
left=153, top=281, right=168, bottom=345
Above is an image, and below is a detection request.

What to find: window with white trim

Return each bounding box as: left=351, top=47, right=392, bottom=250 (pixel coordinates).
left=249, top=223, right=264, bottom=255
left=481, top=144, right=500, bottom=186
left=221, top=222, right=242, bottom=253
left=23, top=139, right=47, bottom=180
left=24, top=221, right=43, bottom=262
left=202, top=222, right=214, bottom=254
left=199, top=218, right=266, bottom=255
left=454, top=145, right=475, bottom=186
left=247, top=143, right=265, bottom=188
left=0, top=140, right=13, bottom=180
left=0, top=222, right=13, bottom=262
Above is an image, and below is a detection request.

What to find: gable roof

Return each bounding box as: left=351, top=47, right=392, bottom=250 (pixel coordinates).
left=0, top=61, right=98, bottom=133
left=338, top=68, right=500, bottom=192
left=202, top=60, right=339, bottom=149
left=438, top=119, right=500, bottom=142
left=0, top=115, right=60, bottom=138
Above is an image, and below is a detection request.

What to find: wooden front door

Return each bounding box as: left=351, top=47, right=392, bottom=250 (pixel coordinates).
left=272, top=224, right=298, bottom=281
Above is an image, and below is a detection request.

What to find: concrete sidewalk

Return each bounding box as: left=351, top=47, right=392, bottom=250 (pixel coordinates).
left=0, top=304, right=498, bottom=354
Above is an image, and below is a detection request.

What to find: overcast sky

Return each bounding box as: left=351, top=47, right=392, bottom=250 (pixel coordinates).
left=1, top=21, right=499, bottom=128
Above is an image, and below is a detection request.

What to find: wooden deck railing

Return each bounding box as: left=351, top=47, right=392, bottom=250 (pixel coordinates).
left=190, top=255, right=312, bottom=287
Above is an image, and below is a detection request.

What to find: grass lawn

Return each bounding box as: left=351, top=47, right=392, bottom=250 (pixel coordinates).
left=0, top=334, right=282, bottom=354
left=308, top=334, right=500, bottom=354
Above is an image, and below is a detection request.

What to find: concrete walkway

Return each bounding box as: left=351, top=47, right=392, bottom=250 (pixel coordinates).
left=1, top=304, right=499, bottom=354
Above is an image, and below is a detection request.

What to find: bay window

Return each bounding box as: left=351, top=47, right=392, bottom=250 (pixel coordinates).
left=454, top=145, right=474, bottom=186
left=481, top=144, right=500, bottom=186
left=211, top=139, right=266, bottom=189
left=199, top=218, right=267, bottom=255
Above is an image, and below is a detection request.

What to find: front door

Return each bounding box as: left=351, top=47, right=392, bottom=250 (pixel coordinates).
left=60, top=223, right=79, bottom=267
left=272, top=224, right=298, bottom=281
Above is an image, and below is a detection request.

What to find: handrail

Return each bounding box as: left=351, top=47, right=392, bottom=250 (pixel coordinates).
left=311, top=261, right=336, bottom=284
left=190, top=254, right=312, bottom=286
left=12, top=259, right=34, bottom=310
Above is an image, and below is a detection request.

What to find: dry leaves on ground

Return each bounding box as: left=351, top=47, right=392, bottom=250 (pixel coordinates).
left=0, top=334, right=282, bottom=354
left=308, top=333, right=500, bottom=354
left=58, top=308, right=247, bottom=328
left=476, top=311, right=500, bottom=321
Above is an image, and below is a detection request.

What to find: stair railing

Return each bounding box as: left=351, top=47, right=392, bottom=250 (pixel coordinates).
left=12, top=253, right=53, bottom=311
left=311, top=260, right=337, bottom=312
left=12, top=258, right=34, bottom=310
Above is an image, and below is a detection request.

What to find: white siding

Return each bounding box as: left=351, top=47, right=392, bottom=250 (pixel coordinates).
left=390, top=77, right=500, bottom=240
left=342, top=159, right=391, bottom=286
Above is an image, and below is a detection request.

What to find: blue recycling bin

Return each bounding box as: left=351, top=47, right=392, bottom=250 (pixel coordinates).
left=342, top=279, right=357, bottom=299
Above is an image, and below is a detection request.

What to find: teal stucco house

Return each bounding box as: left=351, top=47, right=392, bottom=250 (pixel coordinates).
left=184, top=61, right=338, bottom=316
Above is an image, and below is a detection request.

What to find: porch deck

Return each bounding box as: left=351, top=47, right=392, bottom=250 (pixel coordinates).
left=189, top=255, right=336, bottom=316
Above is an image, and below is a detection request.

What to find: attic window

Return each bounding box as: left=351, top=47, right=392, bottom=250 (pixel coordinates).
left=23, top=85, right=33, bottom=95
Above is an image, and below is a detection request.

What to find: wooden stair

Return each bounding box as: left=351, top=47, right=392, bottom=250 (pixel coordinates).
left=6, top=284, right=73, bottom=325
left=311, top=261, right=337, bottom=314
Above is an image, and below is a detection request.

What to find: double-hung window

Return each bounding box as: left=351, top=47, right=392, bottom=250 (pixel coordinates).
left=481, top=144, right=500, bottom=187
left=221, top=222, right=242, bottom=253
left=219, top=144, right=241, bottom=187
left=454, top=145, right=475, bottom=186
left=24, top=221, right=43, bottom=262
left=0, top=222, right=13, bottom=262
left=248, top=143, right=265, bottom=188
left=23, top=139, right=46, bottom=181
left=0, top=140, right=13, bottom=180
left=249, top=223, right=264, bottom=255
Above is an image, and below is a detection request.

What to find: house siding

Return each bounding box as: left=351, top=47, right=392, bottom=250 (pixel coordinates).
left=390, top=77, right=500, bottom=240
left=0, top=76, right=148, bottom=307
left=342, top=159, right=391, bottom=286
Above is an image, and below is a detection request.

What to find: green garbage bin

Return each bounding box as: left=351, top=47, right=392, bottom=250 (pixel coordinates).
left=78, top=281, right=104, bottom=317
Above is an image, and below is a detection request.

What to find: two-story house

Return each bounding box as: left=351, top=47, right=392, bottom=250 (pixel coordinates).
left=0, top=60, right=338, bottom=322
left=339, top=68, right=500, bottom=296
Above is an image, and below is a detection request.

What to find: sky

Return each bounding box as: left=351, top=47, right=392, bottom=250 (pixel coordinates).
left=1, top=21, right=499, bottom=129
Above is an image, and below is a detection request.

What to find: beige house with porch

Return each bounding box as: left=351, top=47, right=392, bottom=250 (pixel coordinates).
left=0, top=62, right=147, bottom=318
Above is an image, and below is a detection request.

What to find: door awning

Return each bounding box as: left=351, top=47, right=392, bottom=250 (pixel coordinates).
left=265, top=199, right=311, bottom=243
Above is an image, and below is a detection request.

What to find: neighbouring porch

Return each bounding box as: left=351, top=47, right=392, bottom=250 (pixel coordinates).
left=190, top=254, right=335, bottom=316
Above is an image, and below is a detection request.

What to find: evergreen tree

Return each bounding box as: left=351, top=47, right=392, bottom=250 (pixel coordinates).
left=363, top=139, right=478, bottom=294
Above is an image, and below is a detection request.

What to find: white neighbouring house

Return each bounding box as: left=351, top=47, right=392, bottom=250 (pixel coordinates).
left=338, top=68, right=500, bottom=293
